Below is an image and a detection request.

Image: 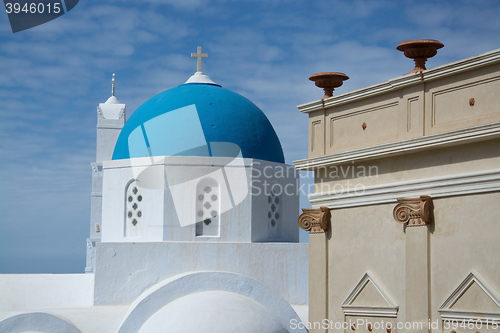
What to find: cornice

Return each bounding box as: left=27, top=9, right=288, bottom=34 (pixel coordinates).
left=294, top=122, right=500, bottom=170
left=298, top=48, right=500, bottom=114
left=102, top=156, right=290, bottom=170
left=308, top=169, right=500, bottom=209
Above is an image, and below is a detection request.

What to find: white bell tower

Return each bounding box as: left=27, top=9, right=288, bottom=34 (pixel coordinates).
left=85, top=74, right=126, bottom=273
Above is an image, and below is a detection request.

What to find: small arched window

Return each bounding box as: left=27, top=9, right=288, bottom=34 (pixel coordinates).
left=268, top=186, right=282, bottom=239
left=195, top=178, right=220, bottom=237
left=124, top=180, right=143, bottom=238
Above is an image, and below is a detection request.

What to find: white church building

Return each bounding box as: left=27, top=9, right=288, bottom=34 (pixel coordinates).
left=0, top=48, right=309, bottom=333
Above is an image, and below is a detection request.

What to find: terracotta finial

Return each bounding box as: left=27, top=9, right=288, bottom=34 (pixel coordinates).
left=309, top=72, right=349, bottom=99
left=397, top=39, right=444, bottom=74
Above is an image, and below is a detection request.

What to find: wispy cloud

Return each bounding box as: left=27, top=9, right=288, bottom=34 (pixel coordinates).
left=1, top=0, right=499, bottom=273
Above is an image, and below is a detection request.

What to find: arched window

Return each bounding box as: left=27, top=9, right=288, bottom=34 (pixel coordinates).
left=268, top=186, right=282, bottom=239
left=124, top=180, right=143, bottom=238
left=195, top=178, right=220, bottom=237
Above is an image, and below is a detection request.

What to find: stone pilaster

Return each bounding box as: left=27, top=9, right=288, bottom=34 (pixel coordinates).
left=299, top=207, right=331, bottom=332
left=393, top=196, right=433, bottom=333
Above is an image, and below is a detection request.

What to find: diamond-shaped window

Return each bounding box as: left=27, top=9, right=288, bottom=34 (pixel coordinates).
left=204, top=202, right=211, bottom=209
left=132, top=203, right=138, bottom=210
left=132, top=187, right=138, bottom=195
left=204, top=186, right=211, bottom=193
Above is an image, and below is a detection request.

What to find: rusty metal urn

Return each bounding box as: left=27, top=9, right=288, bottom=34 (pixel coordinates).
left=397, top=39, right=444, bottom=74
left=309, top=72, right=349, bottom=99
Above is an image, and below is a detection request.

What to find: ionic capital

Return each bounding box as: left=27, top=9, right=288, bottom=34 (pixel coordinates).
left=393, top=195, right=433, bottom=227
left=298, top=206, right=331, bottom=234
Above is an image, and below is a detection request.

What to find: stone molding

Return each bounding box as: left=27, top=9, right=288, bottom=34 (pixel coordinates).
left=393, top=195, right=433, bottom=227
left=342, top=271, right=399, bottom=318
left=96, top=124, right=125, bottom=129
left=298, top=206, right=331, bottom=234
left=102, top=155, right=277, bottom=169
left=294, top=121, right=500, bottom=170
left=308, top=169, right=500, bottom=209
left=439, top=270, right=500, bottom=322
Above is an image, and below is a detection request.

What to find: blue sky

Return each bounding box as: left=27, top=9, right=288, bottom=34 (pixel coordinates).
left=1, top=0, right=499, bottom=273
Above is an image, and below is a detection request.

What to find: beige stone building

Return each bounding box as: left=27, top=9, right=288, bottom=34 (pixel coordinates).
left=295, top=47, right=500, bottom=333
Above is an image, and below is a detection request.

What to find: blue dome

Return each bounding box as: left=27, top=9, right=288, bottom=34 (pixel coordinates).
left=112, top=83, right=285, bottom=163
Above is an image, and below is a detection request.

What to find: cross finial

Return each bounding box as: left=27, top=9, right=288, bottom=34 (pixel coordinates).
left=112, top=73, right=115, bottom=96
left=191, top=46, right=208, bottom=72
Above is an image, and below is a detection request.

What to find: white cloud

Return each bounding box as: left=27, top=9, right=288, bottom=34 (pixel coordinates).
left=1, top=0, right=499, bottom=273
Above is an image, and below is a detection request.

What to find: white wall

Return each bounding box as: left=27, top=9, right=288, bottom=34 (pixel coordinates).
left=93, top=242, right=308, bottom=306
left=102, top=156, right=300, bottom=243
left=0, top=274, right=94, bottom=311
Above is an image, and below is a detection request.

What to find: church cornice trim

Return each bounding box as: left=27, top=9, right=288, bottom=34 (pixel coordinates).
left=102, top=156, right=283, bottom=169
left=97, top=124, right=125, bottom=129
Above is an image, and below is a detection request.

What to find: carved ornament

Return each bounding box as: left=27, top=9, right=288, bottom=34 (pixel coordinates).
left=97, top=106, right=104, bottom=119
left=393, top=195, right=433, bottom=227
left=298, top=206, right=331, bottom=234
